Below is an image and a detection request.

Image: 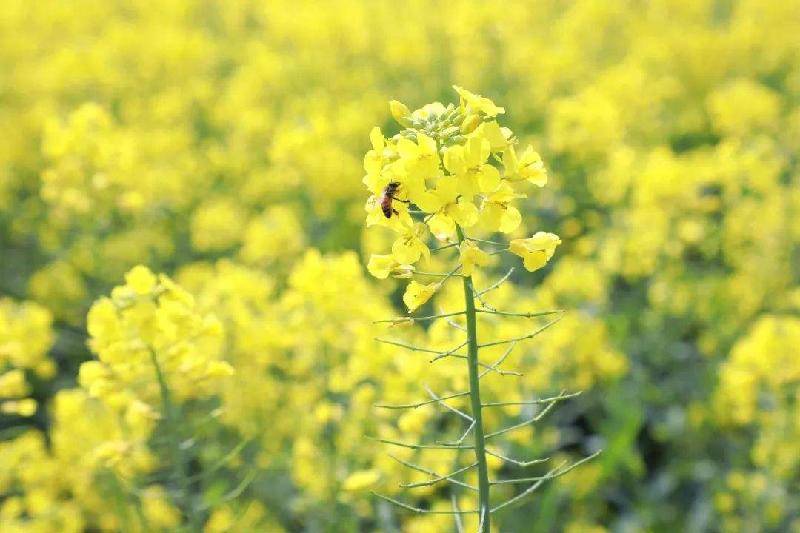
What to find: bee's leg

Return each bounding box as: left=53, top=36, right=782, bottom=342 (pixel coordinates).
left=392, top=208, right=400, bottom=216
left=390, top=196, right=410, bottom=204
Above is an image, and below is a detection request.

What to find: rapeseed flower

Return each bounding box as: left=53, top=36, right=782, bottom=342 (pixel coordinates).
left=364, top=86, right=559, bottom=303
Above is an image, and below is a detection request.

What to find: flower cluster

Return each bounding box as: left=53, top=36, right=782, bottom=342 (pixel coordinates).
left=80, top=266, right=232, bottom=416
left=0, top=299, right=54, bottom=417
left=713, top=317, right=800, bottom=529
left=365, top=86, right=560, bottom=310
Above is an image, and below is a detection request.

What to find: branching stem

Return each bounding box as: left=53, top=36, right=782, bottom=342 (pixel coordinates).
left=478, top=316, right=563, bottom=348
left=476, top=308, right=563, bottom=319
left=373, top=310, right=465, bottom=324
left=372, top=228, right=593, bottom=529
left=148, top=348, right=197, bottom=530
left=374, top=390, right=470, bottom=410
left=457, top=226, right=491, bottom=532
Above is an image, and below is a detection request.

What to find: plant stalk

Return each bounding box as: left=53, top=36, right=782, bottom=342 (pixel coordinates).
left=456, top=226, right=491, bottom=531
left=149, top=348, right=197, bottom=531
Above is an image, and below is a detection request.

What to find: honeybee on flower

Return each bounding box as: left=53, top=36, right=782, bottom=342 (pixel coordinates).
left=363, top=86, right=560, bottom=310
left=379, top=181, right=403, bottom=218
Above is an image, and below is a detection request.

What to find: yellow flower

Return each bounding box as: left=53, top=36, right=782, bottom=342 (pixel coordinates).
left=0, top=299, right=54, bottom=373
left=205, top=360, right=235, bottom=378
left=342, top=469, right=381, bottom=491
left=403, top=281, right=440, bottom=311
left=503, top=145, right=547, bottom=187
left=364, top=193, right=407, bottom=229
left=141, top=486, right=181, bottom=529
left=460, top=113, right=481, bottom=134
left=86, top=297, right=120, bottom=341
left=391, top=223, right=431, bottom=265
left=473, top=121, right=511, bottom=151
left=443, top=136, right=500, bottom=195
left=190, top=197, right=246, bottom=252
left=363, top=126, right=387, bottom=176
left=509, top=232, right=562, bottom=271
left=0, top=370, right=29, bottom=398
left=125, top=265, right=158, bottom=296
left=459, top=241, right=492, bottom=276
left=397, top=132, right=439, bottom=180
left=454, top=85, right=505, bottom=117
left=424, top=176, right=479, bottom=241
left=411, top=102, right=448, bottom=122
left=1, top=398, right=37, bottom=416
left=482, top=182, right=525, bottom=233
left=367, top=254, right=412, bottom=279
left=240, top=205, right=306, bottom=265
left=83, top=268, right=227, bottom=416
left=389, top=100, right=412, bottom=127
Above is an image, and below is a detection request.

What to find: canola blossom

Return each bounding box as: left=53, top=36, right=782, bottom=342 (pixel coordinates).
left=364, top=89, right=596, bottom=532
left=365, top=86, right=560, bottom=312
left=0, top=300, right=54, bottom=417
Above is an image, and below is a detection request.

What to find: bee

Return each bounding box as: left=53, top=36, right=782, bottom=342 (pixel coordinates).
left=379, top=181, right=407, bottom=218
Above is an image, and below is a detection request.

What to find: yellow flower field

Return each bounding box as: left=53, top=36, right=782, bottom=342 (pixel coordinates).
left=1, top=0, right=799, bottom=531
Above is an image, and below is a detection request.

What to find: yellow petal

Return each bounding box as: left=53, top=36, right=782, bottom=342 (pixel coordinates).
left=475, top=121, right=508, bottom=151
left=367, top=254, right=396, bottom=279
left=389, top=100, right=412, bottom=127
left=450, top=200, right=479, bottom=228
left=522, top=250, right=549, bottom=272
left=369, top=126, right=385, bottom=151
left=403, top=281, right=440, bottom=311
left=427, top=212, right=456, bottom=241
left=443, top=146, right=466, bottom=175
left=343, top=469, right=381, bottom=492
left=499, top=206, right=522, bottom=233
left=125, top=265, right=157, bottom=295
left=392, top=236, right=421, bottom=265
left=459, top=241, right=492, bottom=276
left=478, top=165, right=501, bottom=193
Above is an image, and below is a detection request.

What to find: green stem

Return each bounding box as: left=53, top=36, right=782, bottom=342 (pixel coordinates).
left=456, top=226, right=491, bottom=531
left=149, top=348, right=196, bottom=531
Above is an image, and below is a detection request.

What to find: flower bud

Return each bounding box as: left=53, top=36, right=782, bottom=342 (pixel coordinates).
left=460, top=114, right=481, bottom=134
left=389, top=100, right=412, bottom=127
left=440, top=126, right=460, bottom=138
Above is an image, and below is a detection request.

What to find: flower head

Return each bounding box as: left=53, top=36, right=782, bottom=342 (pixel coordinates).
left=363, top=88, right=559, bottom=304
left=459, top=241, right=492, bottom=276
left=453, top=86, right=505, bottom=117
left=402, top=281, right=440, bottom=312
left=367, top=254, right=413, bottom=279
left=509, top=233, right=562, bottom=272
left=503, top=145, right=547, bottom=187
left=391, top=223, right=431, bottom=265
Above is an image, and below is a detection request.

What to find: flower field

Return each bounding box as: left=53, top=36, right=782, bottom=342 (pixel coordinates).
left=1, top=1, right=799, bottom=531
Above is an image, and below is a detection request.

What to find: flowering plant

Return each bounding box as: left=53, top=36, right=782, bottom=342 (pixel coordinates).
left=364, top=88, right=597, bottom=531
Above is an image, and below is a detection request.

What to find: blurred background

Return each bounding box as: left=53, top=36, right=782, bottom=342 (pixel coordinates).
left=1, top=0, right=799, bottom=531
